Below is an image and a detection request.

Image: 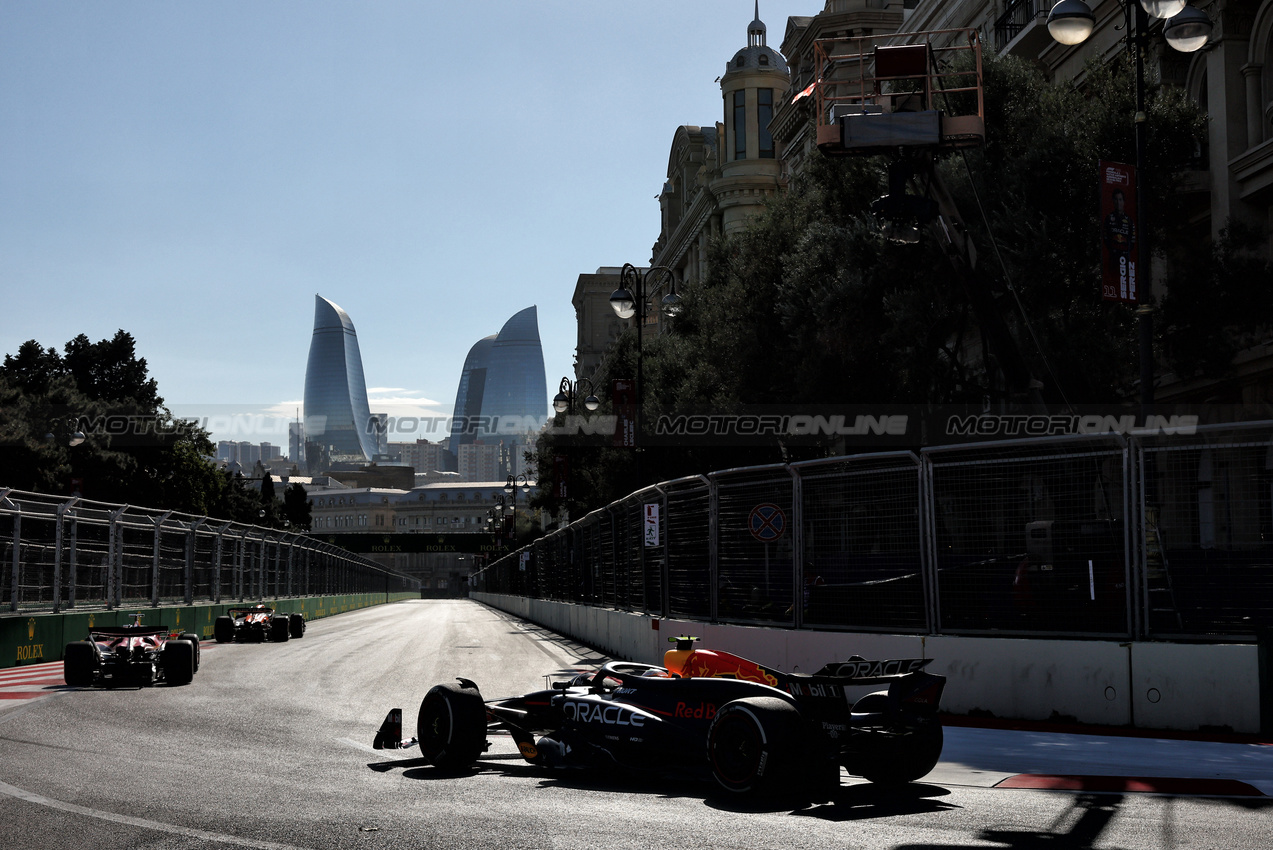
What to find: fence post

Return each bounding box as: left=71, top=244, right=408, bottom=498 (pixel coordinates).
left=185, top=518, right=204, bottom=606
left=788, top=466, right=804, bottom=631
left=52, top=498, right=80, bottom=614
left=8, top=505, right=19, bottom=614
left=919, top=452, right=939, bottom=634
left=707, top=475, right=719, bottom=623
left=107, top=505, right=128, bottom=610
left=67, top=508, right=79, bottom=610
left=151, top=511, right=172, bottom=608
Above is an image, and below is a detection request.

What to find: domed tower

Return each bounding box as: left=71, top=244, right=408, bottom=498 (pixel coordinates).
left=716, top=2, right=790, bottom=235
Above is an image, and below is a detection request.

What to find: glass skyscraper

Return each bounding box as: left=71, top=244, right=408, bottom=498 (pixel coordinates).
left=447, top=306, right=547, bottom=471
left=304, top=294, right=377, bottom=472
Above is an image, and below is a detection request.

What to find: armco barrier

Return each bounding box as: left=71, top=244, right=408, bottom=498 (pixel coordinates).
left=0, top=592, right=417, bottom=669
left=471, top=591, right=1264, bottom=734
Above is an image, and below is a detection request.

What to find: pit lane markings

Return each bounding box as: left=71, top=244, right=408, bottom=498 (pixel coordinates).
left=0, top=779, right=312, bottom=850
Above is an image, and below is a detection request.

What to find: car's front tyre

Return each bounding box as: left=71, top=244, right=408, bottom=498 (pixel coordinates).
left=417, top=682, right=486, bottom=773
left=707, top=696, right=803, bottom=796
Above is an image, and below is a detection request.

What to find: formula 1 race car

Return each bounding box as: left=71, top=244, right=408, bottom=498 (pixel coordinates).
left=373, top=636, right=945, bottom=799
left=213, top=605, right=305, bottom=643
left=63, top=613, right=200, bottom=688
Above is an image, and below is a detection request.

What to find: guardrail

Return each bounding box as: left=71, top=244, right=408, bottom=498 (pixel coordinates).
left=473, top=422, right=1273, bottom=642
left=0, top=489, right=420, bottom=614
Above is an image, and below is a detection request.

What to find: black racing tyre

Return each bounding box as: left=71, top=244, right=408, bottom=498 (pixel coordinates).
left=161, top=640, right=195, bottom=685
left=63, top=641, right=99, bottom=687
left=213, top=616, right=235, bottom=644
left=852, top=693, right=944, bottom=786
left=706, top=696, right=803, bottom=796
left=416, top=682, right=487, bottom=773
left=180, top=633, right=201, bottom=672
left=288, top=613, right=305, bottom=639
left=270, top=616, right=290, bottom=642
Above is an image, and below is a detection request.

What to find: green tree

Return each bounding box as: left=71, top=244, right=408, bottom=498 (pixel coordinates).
left=532, top=51, right=1210, bottom=516
left=1, top=331, right=228, bottom=516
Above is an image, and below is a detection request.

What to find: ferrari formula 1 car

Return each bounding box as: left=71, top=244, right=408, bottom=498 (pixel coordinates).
left=214, top=605, right=305, bottom=643
left=63, top=613, right=200, bottom=688
left=373, top=636, right=945, bottom=799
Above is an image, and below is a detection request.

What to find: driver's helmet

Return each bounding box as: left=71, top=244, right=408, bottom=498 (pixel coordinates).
left=640, top=668, right=672, bottom=678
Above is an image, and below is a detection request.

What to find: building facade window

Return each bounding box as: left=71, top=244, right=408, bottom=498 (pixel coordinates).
left=759, top=88, right=774, bottom=158
left=734, top=90, right=747, bottom=160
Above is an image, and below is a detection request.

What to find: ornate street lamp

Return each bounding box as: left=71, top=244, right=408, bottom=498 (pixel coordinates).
left=608, top=263, right=680, bottom=483
left=1044, top=0, right=1211, bottom=411
left=553, top=377, right=600, bottom=414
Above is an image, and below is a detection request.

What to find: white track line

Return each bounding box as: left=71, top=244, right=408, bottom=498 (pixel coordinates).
left=0, top=780, right=313, bottom=850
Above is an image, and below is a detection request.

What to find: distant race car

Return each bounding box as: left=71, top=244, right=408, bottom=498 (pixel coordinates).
left=214, top=605, right=305, bottom=643
left=373, top=636, right=945, bottom=799
left=63, top=613, right=200, bottom=688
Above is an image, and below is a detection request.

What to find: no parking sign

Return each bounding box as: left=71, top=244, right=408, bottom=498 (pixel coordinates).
left=748, top=503, right=786, bottom=543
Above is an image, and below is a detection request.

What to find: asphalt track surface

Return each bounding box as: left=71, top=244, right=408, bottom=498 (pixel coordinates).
left=1, top=598, right=1271, bottom=850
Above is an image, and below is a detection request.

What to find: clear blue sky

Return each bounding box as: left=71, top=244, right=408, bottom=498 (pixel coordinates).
left=1, top=1, right=812, bottom=450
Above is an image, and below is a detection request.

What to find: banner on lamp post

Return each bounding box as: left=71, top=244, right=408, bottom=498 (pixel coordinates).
left=1100, top=161, right=1138, bottom=304
left=612, top=379, right=636, bottom=448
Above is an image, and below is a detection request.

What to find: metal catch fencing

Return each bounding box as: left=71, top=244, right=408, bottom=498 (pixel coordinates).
left=0, top=489, right=419, bottom=613
left=473, top=422, right=1273, bottom=642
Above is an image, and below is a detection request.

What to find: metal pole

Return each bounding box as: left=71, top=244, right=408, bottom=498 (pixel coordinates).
left=9, top=510, right=20, bottom=613
left=151, top=512, right=172, bottom=608
left=1133, top=2, right=1154, bottom=416
left=67, top=511, right=78, bottom=609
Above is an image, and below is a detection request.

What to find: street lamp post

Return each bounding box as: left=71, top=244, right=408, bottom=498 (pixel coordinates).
left=608, top=263, right=681, bottom=484
left=553, top=377, right=600, bottom=415
left=504, top=474, right=530, bottom=543
left=1045, top=0, right=1212, bottom=413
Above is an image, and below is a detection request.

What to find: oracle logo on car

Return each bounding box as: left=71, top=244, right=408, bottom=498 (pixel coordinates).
left=563, top=700, right=646, bottom=728
left=674, top=701, right=716, bottom=720
left=830, top=659, right=927, bottom=678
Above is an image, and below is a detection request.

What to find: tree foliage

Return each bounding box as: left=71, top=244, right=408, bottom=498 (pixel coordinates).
left=1, top=330, right=299, bottom=527
left=533, top=51, right=1215, bottom=517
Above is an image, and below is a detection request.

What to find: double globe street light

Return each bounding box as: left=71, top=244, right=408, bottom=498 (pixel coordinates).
left=1045, top=0, right=1212, bottom=411
left=609, top=264, right=681, bottom=484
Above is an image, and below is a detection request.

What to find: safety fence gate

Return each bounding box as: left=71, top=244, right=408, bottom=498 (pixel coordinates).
left=475, top=421, right=1273, bottom=642
left=0, top=489, right=419, bottom=613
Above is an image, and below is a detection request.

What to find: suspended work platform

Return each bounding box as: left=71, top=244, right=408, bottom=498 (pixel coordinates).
left=811, top=28, right=986, bottom=156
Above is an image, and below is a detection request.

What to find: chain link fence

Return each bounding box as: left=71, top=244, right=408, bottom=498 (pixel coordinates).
left=1, top=488, right=419, bottom=613
left=474, top=422, right=1273, bottom=642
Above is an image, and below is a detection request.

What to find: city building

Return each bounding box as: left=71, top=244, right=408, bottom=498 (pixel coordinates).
left=446, top=306, right=548, bottom=479
left=305, top=479, right=540, bottom=593
left=303, top=294, right=377, bottom=473
left=648, top=7, right=793, bottom=293
left=572, top=267, right=628, bottom=382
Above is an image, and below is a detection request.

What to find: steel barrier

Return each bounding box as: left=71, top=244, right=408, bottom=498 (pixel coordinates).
left=474, top=422, right=1273, bottom=642
left=0, top=489, right=420, bottom=614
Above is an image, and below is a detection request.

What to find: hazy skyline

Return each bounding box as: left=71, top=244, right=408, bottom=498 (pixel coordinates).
left=1, top=1, right=813, bottom=447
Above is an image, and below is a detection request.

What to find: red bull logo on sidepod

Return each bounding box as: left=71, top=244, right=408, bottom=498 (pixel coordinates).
left=682, top=650, right=779, bottom=687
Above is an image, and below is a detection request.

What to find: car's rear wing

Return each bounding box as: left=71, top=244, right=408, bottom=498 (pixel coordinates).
left=810, top=657, right=933, bottom=685
left=89, top=627, right=171, bottom=638
left=227, top=607, right=274, bottom=614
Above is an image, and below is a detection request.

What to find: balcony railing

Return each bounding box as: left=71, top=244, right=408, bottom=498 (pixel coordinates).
left=994, top=0, right=1046, bottom=51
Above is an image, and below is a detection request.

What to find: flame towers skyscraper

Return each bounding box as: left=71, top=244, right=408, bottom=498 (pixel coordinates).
left=304, top=294, right=377, bottom=472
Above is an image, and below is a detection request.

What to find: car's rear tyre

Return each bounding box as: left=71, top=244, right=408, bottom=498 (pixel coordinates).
left=851, top=693, right=944, bottom=785
left=161, top=640, right=195, bottom=685
left=288, top=613, right=305, bottom=639
left=213, top=616, right=234, bottom=643
left=180, top=633, right=201, bottom=672
left=270, top=616, right=290, bottom=642
left=63, top=641, right=99, bottom=687
left=417, top=682, right=486, bottom=773
left=707, top=696, right=803, bottom=796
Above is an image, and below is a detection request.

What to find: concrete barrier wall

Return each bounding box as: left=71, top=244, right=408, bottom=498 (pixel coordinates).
left=473, top=592, right=1262, bottom=734
left=0, top=591, right=418, bottom=670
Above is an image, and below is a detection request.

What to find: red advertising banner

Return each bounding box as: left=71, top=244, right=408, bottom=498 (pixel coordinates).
left=1100, top=161, right=1138, bottom=303
left=612, top=379, right=636, bottom=448
left=553, top=454, right=569, bottom=499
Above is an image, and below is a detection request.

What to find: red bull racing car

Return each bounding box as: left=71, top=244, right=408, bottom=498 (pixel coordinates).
left=63, top=613, right=200, bottom=688
left=373, top=636, right=945, bottom=799
left=213, top=605, right=305, bottom=643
